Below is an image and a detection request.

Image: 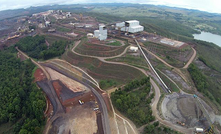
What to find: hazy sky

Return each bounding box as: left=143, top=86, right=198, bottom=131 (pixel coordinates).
left=0, top=0, right=220, bottom=14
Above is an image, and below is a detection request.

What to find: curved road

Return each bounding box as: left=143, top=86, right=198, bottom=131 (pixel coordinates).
left=43, top=60, right=111, bottom=134
left=72, top=40, right=193, bottom=134
left=142, top=46, right=196, bottom=82
left=16, top=48, right=65, bottom=134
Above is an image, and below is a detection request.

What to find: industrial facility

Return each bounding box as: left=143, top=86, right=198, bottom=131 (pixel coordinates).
left=94, top=24, right=107, bottom=40
left=116, top=20, right=144, bottom=33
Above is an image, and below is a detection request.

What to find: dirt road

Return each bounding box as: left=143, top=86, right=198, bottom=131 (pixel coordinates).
left=16, top=48, right=67, bottom=134
left=72, top=40, right=194, bottom=133
left=41, top=63, right=111, bottom=134
left=142, top=45, right=196, bottom=82
left=72, top=40, right=130, bottom=59
left=183, top=47, right=196, bottom=69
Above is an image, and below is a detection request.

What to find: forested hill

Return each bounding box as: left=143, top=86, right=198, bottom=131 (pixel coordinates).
left=0, top=52, right=46, bottom=134
left=16, top=35, right=67, bottom=60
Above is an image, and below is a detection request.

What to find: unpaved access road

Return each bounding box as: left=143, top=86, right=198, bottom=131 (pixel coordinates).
left=41, top=63, right=111, bottom=134
left=72, top=40, right=193, bottom=133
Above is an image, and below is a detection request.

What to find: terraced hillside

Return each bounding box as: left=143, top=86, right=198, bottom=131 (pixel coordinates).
left=62, top=50, right=145, bottom=86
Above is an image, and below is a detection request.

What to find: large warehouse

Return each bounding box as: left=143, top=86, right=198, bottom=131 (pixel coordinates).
left=116, top=20, right=144, bottom=33
left=94, top=24, right=107, bottom=40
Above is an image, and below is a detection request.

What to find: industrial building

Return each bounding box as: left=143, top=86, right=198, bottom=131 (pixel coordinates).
left=94, top=25, right=107, bottom=40
left=66, top=12, right=71, bottom=18
left=129, top=46, right=138, bottom=52
left=116, top=20, right=144, bottom=33
left=45, top=21, right=51, bottom=27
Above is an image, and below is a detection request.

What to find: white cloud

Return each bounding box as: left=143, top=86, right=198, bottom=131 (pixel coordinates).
left=0, top=0, right=220, bottom=14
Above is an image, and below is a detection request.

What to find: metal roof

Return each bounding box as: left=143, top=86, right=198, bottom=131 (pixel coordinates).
left=125, top=20, right=139, bottom=23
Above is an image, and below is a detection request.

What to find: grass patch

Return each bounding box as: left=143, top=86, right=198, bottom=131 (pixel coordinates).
left=143, top=123, right=182, bottom=134
left=45, top=35, right=66, bottom=45
left=62, top=50, right=145, bottom=85
left=99, top=79, right=118, bottom=90
left=106, top=40, right=122, bottom=46
left=156, top=70, right=179, bottom=92
left=75, top=40, right=128, bottom=57
left=144, top=41, right=192, bottom=68
left=55, top=26, right=71, bottom=32
left=107, top=54, right=147, bottom=68
left=31, top=66, right=38, bottom=78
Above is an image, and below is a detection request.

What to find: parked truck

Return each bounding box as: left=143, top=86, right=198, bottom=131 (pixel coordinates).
left=195, top=128, right=204, bottom=133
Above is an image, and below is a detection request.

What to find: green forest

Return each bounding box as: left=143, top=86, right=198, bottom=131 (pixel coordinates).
left=188, top=64, right=208, bottom=93
left=143, top=122, right=181, bottom=134
left=0, top=52, right=46, bottom=134
left=16, top=35, right=67, bottom=60
left=111, top=77, right=155, bottom=126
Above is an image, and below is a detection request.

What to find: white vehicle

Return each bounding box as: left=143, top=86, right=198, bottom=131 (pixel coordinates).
left=94, top=108, right=99, bottom=111
left=79, top=100, right=84, bottom=105
left=195, top=128, right=204, bottom=133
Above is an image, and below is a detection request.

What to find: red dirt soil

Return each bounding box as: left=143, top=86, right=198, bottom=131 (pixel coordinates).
left=64, top=91, right=96, bottom=112
left=52, top=80, right=96, bottom=113
left=34, top=68, right=46, bottom=82
left=52, top=81, right=62, bottom=100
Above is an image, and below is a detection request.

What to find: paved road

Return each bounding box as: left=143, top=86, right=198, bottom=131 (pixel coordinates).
left=18, top=42, right=194, bottom=133
left=41, top=62, right=111, bottom=134
left=16, top=48, right=66, bottom=134
left=72, top=40, right=195, bottom=133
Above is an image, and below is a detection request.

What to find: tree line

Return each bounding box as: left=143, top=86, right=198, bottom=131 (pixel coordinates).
left=188, top=64, right=208, bottom=93
left=0, top=52, right=46, bottom=134
left=16, top=35, right=67, bottom=60
left=143, top=121, right=181, bottom=134
left=111, top=77, right=155, bottom=126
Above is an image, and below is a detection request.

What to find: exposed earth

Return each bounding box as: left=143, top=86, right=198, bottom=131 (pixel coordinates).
left=161, top=93, right=214, bottom=129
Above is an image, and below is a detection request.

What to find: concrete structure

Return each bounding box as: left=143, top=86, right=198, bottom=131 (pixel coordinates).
left=48, top=29, right=56, bottom=33
left=116, top=20, right=144, bottom=33
left=87, top=33, right=94, bottom=38
left=94, top=25, right=107, bottom=40
left=129, top=46, right=138, bottom=52
left=45, top=21, right=51, bottom=27
left=66, top=12, right=71, bottom=18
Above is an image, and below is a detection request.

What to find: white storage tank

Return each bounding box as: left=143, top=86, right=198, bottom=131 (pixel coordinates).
left=94, top=24, right=107, bottom=40
left=195, top=128, right=204, bottom=133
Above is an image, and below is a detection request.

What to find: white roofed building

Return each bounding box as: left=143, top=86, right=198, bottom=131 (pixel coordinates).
left=94, top=25, right=107, bottom=40
left=116, top=20, right=144, bottom=33
left=129, top=46, right=139, bottom=52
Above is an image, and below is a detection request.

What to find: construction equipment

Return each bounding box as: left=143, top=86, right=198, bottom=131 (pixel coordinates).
left=78, top=100, right=84, bottom=105
left=177, top=121, right=185, bottom=126
left=193, top=94, right=216, bottom=134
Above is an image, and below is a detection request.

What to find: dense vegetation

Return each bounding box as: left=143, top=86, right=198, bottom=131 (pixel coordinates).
left=99, top=79, right=117, bottom=90
left=0, top=52, right=46, bottom=134
left=188, top=64, right=208, bottom=93
left=194, top=40, right=221, bottom=73
left=16, top=35, right=67, bottom=60
left=143, top=122, right=181, bottom=134
left=111, top=77, right=155, bottom=126
left=90, top=4, right=221, bottom=36
left=188, top=63, right=221, bottom=109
